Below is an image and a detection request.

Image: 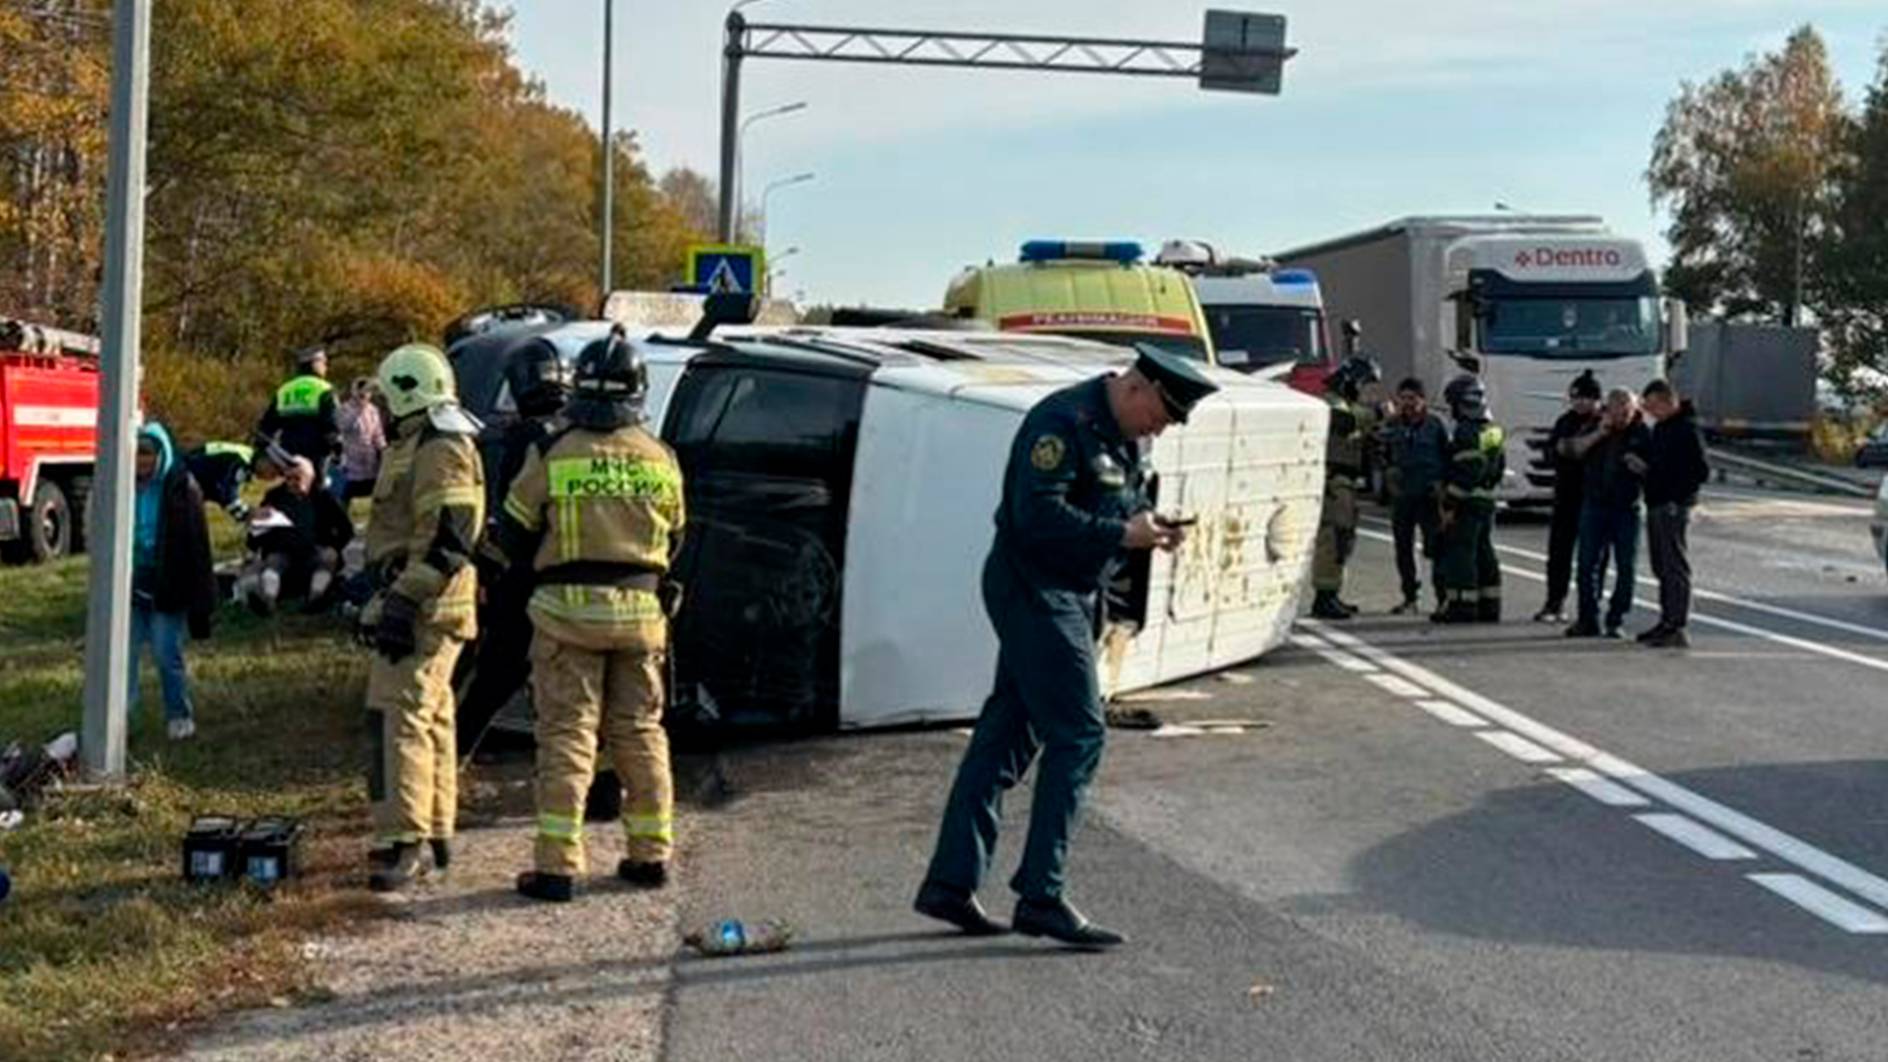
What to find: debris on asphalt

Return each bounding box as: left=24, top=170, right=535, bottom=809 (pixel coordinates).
left=684, top=918, right=794, bottom=958
left=1105, top=706, right=1162, bottom=730
left=1248, top=980, right=1275, bottom=1004
left=1217, top=671, right=1256, bottom=685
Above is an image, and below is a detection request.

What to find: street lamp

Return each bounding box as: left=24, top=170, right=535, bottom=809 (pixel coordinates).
left=758, top=172, right=814, bottom=246
left=734, top=100, right=808, bottom=241
left=766, top=246, right=801, bottom=293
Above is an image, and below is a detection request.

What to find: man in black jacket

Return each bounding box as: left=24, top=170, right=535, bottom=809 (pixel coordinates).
left=131, top=421, right=218, bottom=741
left=1638, top=379, right=1710, bottom=648
left=1535, top=371, right=1602, bottom=624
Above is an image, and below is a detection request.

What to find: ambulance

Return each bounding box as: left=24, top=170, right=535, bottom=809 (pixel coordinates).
left=1154, top=239, right=1335, bottom=394
left=943, top=240, right=1218, bottom=363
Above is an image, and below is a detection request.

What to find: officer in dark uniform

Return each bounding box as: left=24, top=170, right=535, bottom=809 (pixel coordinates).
left=256, top=345, right=341, bottom=471
left=914, top=344, right=1218, bottom=949
left=462, top=336, right=570, bottom=746
left=1433, top=374, right=1505, bottom=624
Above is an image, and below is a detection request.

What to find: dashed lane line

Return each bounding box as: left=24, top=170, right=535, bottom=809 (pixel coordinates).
left=1633, top=813, right=1758, bottom=861
left=1412, top=699, right=1486, bottom=728
left=1543, top=767, right=1649, bottom=808
left=1748, top=874, right=1888, bottom=934
left=1473, top=730, right=1561, bottom=765
left=1299, top=618, right=1888, bottom=934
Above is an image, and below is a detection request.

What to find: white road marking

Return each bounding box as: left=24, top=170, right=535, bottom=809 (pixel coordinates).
left=1474, top=730, right=1561, bottom=764
left=1302, top=619, right=1888, bottom=925
left=1356, top=526, right=1888, bottom=677
left=1633, top=813, right=1758, bottom=860
left=1544, top=767, right=1650, bottom=808
left=1412, top=699, right=1486, bottom=728
left=1749, top=874, right=1888, bottom=934
left=1363, top=672, right=1429, bottom=699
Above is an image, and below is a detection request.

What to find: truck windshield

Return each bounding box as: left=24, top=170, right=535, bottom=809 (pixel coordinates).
left=1200, top=305, right=1326, bottom=370
left=1081, top=331, right=1211, bottom=363
left=1479, top=296, right=1660, bottom=357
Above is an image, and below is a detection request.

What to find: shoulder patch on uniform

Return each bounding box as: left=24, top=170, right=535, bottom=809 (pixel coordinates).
left=1030, top=434, right=1067, bottom=472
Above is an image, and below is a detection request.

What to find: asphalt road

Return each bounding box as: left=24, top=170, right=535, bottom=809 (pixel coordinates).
left=661, top=484, right=1888, bottom=1062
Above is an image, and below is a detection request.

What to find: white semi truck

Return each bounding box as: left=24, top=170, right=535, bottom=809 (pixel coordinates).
left=1277, top=216, right=1689, bottom=503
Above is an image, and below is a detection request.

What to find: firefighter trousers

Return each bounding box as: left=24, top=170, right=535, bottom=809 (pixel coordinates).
left=1438, top=506, right=1501, bottom=607
left=366, top=625, right=464, bottom=847
left=1312, top=480, right=1359, bottom=593
left=531, top=633, right=673, bottom=875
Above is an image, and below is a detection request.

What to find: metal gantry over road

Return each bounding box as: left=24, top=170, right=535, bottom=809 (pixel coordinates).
left=715, top=8, right=1299, bottom=239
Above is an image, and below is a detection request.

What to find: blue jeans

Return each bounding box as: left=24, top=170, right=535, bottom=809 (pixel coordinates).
left=1577, top=503, right=1640, bottom=629
left=129, top=602, right=195, bottom=723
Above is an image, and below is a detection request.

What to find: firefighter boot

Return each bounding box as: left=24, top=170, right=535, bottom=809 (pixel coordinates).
left=516, top=871, right=575, bottom=903
left=429, top=838, right=452, bottom=872
left=1476, top=597, right=1502, bottom=624
left=617, top=859, right=669, bottom=889
left=1311, top=591, right=1351, bottom=621
left=368, top=842, right=427, bottom=892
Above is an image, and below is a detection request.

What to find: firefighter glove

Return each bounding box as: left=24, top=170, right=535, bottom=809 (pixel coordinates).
left=374, top=592, right=420, bottom=663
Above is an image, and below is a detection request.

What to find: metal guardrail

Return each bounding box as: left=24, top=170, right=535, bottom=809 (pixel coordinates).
left=1706, top=447, right=1876, bottom=499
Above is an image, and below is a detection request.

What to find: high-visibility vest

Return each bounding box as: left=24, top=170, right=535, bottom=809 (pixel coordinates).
left=274, top=375, right=333, bottom=416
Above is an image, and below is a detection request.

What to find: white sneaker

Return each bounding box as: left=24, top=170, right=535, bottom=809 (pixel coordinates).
left=309, top=570, right=333, bottom=599
left=167, top=718, right=196, bottom=741
left=259, top=569, right=281, bottom=603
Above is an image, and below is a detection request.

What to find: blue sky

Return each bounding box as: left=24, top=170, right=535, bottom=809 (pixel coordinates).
left=502, top=1, right=1886, bottom=308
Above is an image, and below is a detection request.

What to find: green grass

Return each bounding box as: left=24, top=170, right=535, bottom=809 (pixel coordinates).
left=0, top=509, right=383, bottom=1061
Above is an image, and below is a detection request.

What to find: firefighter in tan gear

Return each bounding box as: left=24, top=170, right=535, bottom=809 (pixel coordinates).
left=1310, top=354, right=1384, bottom=620
left=360, top=343, right=485, bottom=892
left=483, top=327, right=683, bottom=903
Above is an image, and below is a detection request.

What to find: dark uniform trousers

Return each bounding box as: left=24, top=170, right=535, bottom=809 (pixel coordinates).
left=924, top=551, right=1105, bottom=902
left=1543, top=491, right=1583, bottom=612
left=1438, top=505, right=1500, bottom=605
left=1390, top=490, right=1440, bottom=603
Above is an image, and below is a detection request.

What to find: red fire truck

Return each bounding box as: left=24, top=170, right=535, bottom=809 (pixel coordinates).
left=0, top=317, right=101, bottom=562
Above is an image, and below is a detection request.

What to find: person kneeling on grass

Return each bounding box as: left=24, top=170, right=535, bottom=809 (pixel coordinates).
left=237, top=455, right=353, bottom=614
left=131, top=421, right=218, bottom=741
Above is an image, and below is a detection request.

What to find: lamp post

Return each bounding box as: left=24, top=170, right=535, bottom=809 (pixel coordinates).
left=733, top=101, right=808, bottom=241
left=766, top=246, right=800, bottom=293
left=599, top=0, right=615, bottom=297
left=758, top=171, right=814, bottom=246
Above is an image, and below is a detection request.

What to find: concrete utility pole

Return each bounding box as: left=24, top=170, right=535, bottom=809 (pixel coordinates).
left=81, top=0, right=153, bottom=779
left=714, top=9, right=1297, bottom=240
left=599, top=0, right=615, bottom=299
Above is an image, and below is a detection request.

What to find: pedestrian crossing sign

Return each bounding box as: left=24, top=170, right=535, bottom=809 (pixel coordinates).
left=686, top=244, right=764, bottom=295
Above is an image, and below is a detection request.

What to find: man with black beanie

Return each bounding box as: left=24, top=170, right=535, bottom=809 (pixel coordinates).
left=1535, top=371, right=1602, bottom=623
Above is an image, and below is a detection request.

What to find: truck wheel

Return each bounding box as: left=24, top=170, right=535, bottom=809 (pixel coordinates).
left=25, top=480, right=72, bottom=562
left=67, top=475, right=92, bottom=553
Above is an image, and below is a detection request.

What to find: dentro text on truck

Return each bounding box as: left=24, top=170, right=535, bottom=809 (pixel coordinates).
left=1277, top=216, right=1688, bottom=504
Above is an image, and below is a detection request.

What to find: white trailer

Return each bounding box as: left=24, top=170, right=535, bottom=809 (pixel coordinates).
left=1277, top=216, right=1688, bottom=502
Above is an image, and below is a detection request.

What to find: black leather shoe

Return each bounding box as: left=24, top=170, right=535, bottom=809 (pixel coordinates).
left=1634, top=623, right=1671, bottom=644
left=913, top=883, right=1009, bottom=936
left=617, top=859, right=669, bottom=889
left=1012, top=898, right=1124, bottom=950
left=1564, top=621, right=1600, bottom=638
left=429, top=838, right=452, bottom=872
left=516, top=871, right=575, bottom=903
left=1310, top=592, right=1351, bottom=621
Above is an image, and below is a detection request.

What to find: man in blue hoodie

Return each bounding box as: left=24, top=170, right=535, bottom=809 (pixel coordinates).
left=131, top=422, right=218, bottom=740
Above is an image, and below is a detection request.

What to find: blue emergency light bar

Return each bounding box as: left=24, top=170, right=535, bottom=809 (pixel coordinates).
left=1019, top=240, right=1144, bottom=264
left=1272, top=268, right=1318, bottom=286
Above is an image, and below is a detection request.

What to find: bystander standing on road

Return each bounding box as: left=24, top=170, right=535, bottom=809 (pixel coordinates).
left=1381, top=377, right=1450, bottom=615
left=1638, top=379, right=1709, bottom=648
left=1566, top=387, right=1652, bottom=639
left=1534, top=371, right=1602, bottom=624
left=335, top=377, right=386, bottom=500
left=130, top=421, right=218, bottom=741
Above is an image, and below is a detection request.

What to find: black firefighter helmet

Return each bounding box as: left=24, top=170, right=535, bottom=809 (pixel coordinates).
left=504, top=336, right=570, bottom=419
left=1444, top=373, right=1489, bottom=421
left=566, top=325, right=647, bottom=430
left=1326, top=354, right=1382, bottom=402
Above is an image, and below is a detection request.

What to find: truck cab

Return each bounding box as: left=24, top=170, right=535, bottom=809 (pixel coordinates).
left=1443, top=234, right=1687, bottom=499
left=0, top=318, right=102, bottom=562
left=943, top=240, right=1217, bottom=363
left=1155, top=239, right=1333, bottom=393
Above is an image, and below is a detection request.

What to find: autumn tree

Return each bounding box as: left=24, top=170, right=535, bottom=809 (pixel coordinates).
left=1647, top=26, right=1850, bottom=325
left=1819, top=43, right=1888, bottom=395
